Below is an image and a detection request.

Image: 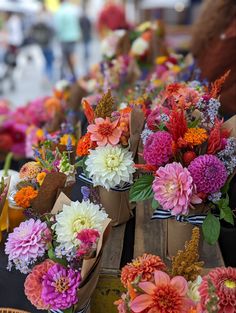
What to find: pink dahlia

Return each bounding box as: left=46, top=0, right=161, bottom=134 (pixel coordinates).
left=131, top=270, right=193, bottom=313
left=87, top=117, right=122, bottom=146
left=199, top=267, right=236, bottom=313
left=42, top=263, right=81, bottom=310
left=5, top=218, right=51, bottom=273
left=143, top=131, right=173, bottom=167
left=24, top=259, right=55, bottom=310
left=188, top=155, right=227, bottom=194
left=153, top=162, right=201, bottom=215
left=76, top=228, right=100, bottom=257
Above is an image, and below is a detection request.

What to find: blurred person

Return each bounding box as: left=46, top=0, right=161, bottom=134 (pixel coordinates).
left=54, top=0, right=81, bottom=81
left=31, top=5, right=55, bottom=83
left=3, top=12, right=24, bottom=91
left=97, top=1, right=129, bottom=37
left=191, top=0, right=236, bottom=117
left=79, top=3, right=92, bottom=73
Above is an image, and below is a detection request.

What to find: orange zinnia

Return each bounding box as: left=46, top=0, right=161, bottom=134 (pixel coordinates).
left=76, top=133, right=96, bottom=157
left=14, top=186, right=38, bottom=209
left=121, top=253, right=166, bottom=288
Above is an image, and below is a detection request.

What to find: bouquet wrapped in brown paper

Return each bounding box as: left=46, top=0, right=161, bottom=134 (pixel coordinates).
left=76, top=91, right=145, bottom=225
left=130, top=74, right=236, bottom=250
left=0, top=176, right=10, bottom=216
left=4, top=192, right=111, bottom=313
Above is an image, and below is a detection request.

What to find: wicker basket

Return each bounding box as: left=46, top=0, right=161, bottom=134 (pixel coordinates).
left=0, top=309, right=30, bottom=313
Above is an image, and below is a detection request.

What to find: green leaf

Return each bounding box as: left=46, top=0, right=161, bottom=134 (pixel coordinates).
left=48, top=247, right=67, bottom=266
left=129, top=175, right=154, bottom=202
left=221, top=175, right=234, bottom=195
left=202, top=213, right=220, bottom=245
left=151, top=198, right=159, bottom=210
left=188, top=117, right=201, bottom=128
left=220, top=206, right=234, bottom=225
left=63, top=307, right=74, bottom=313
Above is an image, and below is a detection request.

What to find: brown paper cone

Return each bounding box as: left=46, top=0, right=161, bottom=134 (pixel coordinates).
left=31, top=173, right=67, bottom=214
left=222, top=115, right=236, bottom=137
left=167, top=219, right=195, bottom=258
left=129, top=108, right=145, bottom=159
left=116, top=31, right=130, bottom=56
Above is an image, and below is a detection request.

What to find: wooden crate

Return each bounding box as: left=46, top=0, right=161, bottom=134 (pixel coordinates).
left=91, top=201, right=225, bottom=313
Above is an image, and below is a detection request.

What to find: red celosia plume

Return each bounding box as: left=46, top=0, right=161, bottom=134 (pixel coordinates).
left=82, top=99, right=95, bottom=124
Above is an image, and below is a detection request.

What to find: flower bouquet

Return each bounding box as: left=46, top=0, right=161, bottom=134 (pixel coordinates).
left=115, top=227, right=236, bottom=313
left=76, top=90, right=145, bottom=225
left=5, top=191, right=111, bottom=313
left=130, top=72, right=236, bottom=247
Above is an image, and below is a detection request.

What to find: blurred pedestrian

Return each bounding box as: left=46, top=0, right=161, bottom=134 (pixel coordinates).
left=54, top=0, right=80, bottom=81
left=79, top=4, right=92, bottom=73
left=191, top=0, right=236, bottom=117
left=3, top=12, right=24, bottom=91
left=31, top=5, right=55, bottom=83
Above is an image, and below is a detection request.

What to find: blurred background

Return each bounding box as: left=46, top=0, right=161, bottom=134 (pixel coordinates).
left=0, top=0, right=201, bottom=107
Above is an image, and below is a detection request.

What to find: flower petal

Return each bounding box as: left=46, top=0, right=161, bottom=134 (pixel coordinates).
left=131, top=294, right=153, bottom=313
left=170, top=276, right=188, bottom=296
left=139, top=282, right=156, bottom=295
left=154, top=270, right=170, bottom=286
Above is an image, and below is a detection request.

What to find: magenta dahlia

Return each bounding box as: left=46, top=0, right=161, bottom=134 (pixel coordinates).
left=143, top=131, right=173, bottom=167
left=153, top=162, right=201, bottom=215
left=5, top=218, right=51, bottom=273
left=41, top=263, right=81, bottom=310
left=188, top=155, right=227, bottom=194
left=199, top=267, right=236, bottom=313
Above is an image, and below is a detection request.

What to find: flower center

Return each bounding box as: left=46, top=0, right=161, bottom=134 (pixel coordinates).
left=151, top=285, right=183, bottom=313
left=105, top=154, right=121, bottom=170
left=73, top=216, right=93, bottom=233
left=55, top=277, right=69, bottom=293
left=224, top=280, right=236, bottom=289
left=98, top=123, right=113, bottom=136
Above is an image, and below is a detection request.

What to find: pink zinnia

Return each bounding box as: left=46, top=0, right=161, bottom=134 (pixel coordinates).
left=199, top=267, right=236, bottom=313
left=153, top=162, right=201, bottom=215
left=87, top=117, right=122, bottom=146
left=42, top=263, right=81, bottom=310
left=143, top=131, right=173, bottom=167
left=131, top=270, right=193, bottom=313
left=76, top=228, right=100, bottom=257
left=24, top=259, right=54, bottom=310
left=5, top=219, right=51, bottom=273
left=188, top=155, right=227, bottom=194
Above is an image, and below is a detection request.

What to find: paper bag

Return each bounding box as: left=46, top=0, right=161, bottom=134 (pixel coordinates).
left=222, top=115, right=236, bottom=137
left=166, top=219, right=195, bottom=259
left=98, top=187, right=132, bottom=226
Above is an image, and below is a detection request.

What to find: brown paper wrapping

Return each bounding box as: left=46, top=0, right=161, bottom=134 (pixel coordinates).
left=51, top=193, right=111, bottom=311
left=116, top=31, right=131, bottom=57
left=31, top=173, right=67, bottom=215
left=222, top=115, right=236, bottom=137
left=0, top=177, right=10, bottom=216
left=97, top=108, right=145, bottom=226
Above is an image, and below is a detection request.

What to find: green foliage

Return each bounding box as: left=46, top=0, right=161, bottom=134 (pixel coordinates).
left=202, top=213, right=221, bottom=245
left=129, top=175, right=154, bottom=202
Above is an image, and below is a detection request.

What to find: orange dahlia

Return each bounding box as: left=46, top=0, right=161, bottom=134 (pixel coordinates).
left=76, top=133, right=97, bottom=157
left=183, top=128, right=208, bottom=146
left=24, top=259, right=54, bottom=310
left=121, top=253, right=166, bottom=288
left=14, top=186, right=38, bottom=209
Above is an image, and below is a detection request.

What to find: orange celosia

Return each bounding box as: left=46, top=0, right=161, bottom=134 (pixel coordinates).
left=82, top=99, right=95, bottom=124
left=14, top=186, right=38, bottom=209
left=121, top=253, right=166, bottom=288
left=207, top=119, right=230, bottom=154
left=209, top=70, right=230, bottom=98
left=76, top=133, right=97, bottom=157
left=183, top=128, right=208, bottom=146
left=44, top=97, right=61, bottom=117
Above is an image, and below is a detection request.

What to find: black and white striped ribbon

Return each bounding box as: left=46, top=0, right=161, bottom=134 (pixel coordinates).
left=50, top=299, right=90, bottom=313
left=152, top=209, right=208, bottom=225
left=78, top=173, right=131, bottom=192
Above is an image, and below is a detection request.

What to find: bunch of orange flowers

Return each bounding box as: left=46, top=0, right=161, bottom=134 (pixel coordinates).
left=14, top=186, right=38, bottom=209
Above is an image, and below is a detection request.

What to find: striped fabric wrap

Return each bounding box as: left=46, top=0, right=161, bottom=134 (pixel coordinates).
left=78, top=173, right=131, bottom=192
left=50, top=299, right=90, bottom=313
left=152, top=208, right=208, bottom=225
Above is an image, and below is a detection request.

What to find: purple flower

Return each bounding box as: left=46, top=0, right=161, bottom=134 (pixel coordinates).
left=81, top=186, right=90, bottom=201
left=143, top=131, right=173, bottom=167
left=41, top=264, right=81, bottom=310
left=5, top=219, right=51, bottom=273
left=188, top=155, right=227, bottom=194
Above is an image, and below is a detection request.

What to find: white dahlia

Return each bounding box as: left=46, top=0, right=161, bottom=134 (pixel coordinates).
left=85, top=145, right=136, bottom=190
left=54, top=200, right=108, bottom=252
